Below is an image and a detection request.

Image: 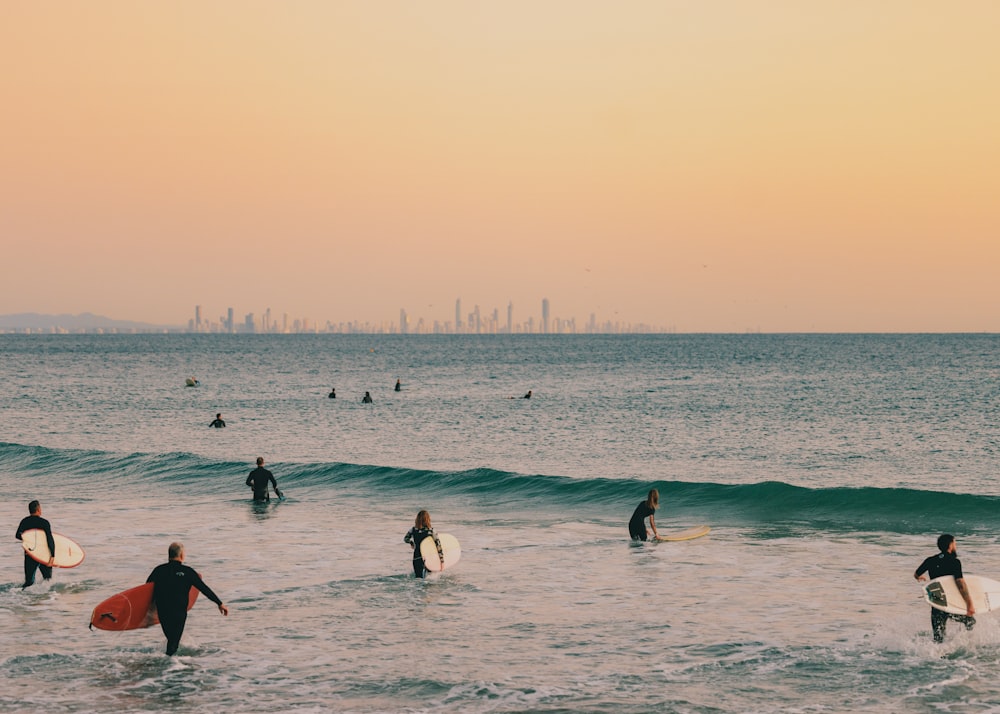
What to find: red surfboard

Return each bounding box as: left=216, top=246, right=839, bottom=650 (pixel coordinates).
left=89, top=582, right=200, bottom=631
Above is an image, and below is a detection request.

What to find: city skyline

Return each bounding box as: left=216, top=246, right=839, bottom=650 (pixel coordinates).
left=2, top=3, right=998, bottom=332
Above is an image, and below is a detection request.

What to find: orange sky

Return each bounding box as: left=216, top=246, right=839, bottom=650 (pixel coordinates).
left=1, top=1, right=998, bottom=331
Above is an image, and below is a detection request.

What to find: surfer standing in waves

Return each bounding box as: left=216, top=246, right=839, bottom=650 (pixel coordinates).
left=404, top=510, right=442, bottom=579
left=246, top=457, right=283, bottom=502
left=15, top=500, right=56, bottom=588
left=628, top=488, right=660, bottom=541
left=914, top=533, right=976, bottom=642
left=147, top=542, right=228, bottom=655
left=209, top=413, right=226, bottom=428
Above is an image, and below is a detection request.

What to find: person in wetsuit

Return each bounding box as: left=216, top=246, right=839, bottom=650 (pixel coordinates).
left=362, top=391, right=373, bottom=403
left=914, top=533, right=976, bottom=642
left=246, top=457, right=282, bottom=502
left=403, top=510, right=442, bottom=578
left=628, top=488, right=660, bottom=541
left=395, top=379, right=402, bottom=392
left=146, top=542, right=228, bottom=655
left=15, top=499, right=56, bottom=588
left=209, top=413, right=226, bottom=428
left=328, top=388, right=336, bottom=399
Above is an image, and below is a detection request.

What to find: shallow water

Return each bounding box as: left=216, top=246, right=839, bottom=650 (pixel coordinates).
left=1, top=334, right=1000, bottom=712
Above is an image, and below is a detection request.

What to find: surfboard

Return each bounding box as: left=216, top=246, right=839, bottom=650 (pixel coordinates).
left=923, top=574, right=1000, bottom=615
left=20, top=529, right=85, bottom=568
left=655, top=525, right=711, bottom=542
left=420, top=532, right=461, bottom=572
left=89, top=582, right=200, bottom=631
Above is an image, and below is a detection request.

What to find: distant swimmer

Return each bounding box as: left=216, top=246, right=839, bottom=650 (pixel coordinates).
left=628, top=488, right=660, bottom=541
left=209, top=413, right=226, bottom=428
left=15, top=499, right=56, bottom=588
left=362, top=391, right=373, bottom=403
left=395, top=379, right=402, bottom=392
left=328, top=388, right=336, bottom=399
left=523, top=390, right=532, bottom=399
left=185, top=377, right=200, bottom=387
left=404, top=510, right=442, bottom=579
left=914, top=534, right=975, bottom=642
left=146, top=542, right=228, bottom=655
left=246, top=457, right=283, bottom=502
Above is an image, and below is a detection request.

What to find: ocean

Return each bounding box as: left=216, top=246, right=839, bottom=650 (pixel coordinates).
left=1, top=333, right=999, bottom=713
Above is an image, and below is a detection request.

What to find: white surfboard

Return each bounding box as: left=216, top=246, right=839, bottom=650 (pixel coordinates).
left=20, top=529, right=86, bottom=568
left=655, top=525, right=710, bottom=542
left=923, top=574, right=1000, bottom=615
left=420, top=532, right=461, bottom=572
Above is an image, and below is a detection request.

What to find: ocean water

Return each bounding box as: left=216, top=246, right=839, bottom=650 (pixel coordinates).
left=1, top=333, right=999, bottom=713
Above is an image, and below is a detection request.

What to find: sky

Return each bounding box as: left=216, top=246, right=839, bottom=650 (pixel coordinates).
left=1, top=1, right=998, bottom=332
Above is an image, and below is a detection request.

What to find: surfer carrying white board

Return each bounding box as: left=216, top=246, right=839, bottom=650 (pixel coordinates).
left=147, top=542, right=228, bottom=656
left=15, top=500, right=56, bottom=588
left=628, top=489, right=660, bottom=541
left=404, top=510, right=442, bottom=578
left=246, top=457, right=283, bottom=502
left=914, top=534, right=976, bottom=643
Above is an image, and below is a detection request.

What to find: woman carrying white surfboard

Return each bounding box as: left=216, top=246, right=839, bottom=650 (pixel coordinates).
left=628, top=489, right=660, bottom=541
left=404, top=510, right=442, bottom=578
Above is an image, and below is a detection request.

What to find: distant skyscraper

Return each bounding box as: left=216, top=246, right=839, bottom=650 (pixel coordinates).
left=227, top=307, right=234, bottom=333
left=400, top=308, right=409, bottom=334
left=195, top=305, right=202, bottom=332
left=542, top=298, right=550, bottom=334
left=455, top=298, right=462, bottom=333
left=507, top=301, right=513, bottom=334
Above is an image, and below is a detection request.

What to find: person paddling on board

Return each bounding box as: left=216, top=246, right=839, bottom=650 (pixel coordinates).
left=404, top=510, right=442, bottom=579
left=628, top=488, right=660, bottom=541
left=209, top=413, right=226, bottom=428
left=146, top=542, right=228, bottom=655
left=15, top=500, right=56, bottom=588
left=914, top=533, right=976, bottom=642
left=246, top=457, right=283, bottom=502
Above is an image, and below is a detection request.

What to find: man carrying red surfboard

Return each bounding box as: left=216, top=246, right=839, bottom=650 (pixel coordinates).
left=15, top=500, right=55, bottom=589
left=147, top=542, right=228, bottom=655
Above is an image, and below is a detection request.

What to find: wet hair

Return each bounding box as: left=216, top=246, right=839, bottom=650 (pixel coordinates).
left=168, top=542, right=185, bottom=560
left=415, top=510, right=431, bottom=529
left=28, top=500, right=40, bottom=514
left=646, top=489, right=659, bottom=511
left=256, top=457, right=264, bottom=466
left=938, top=534, right=954, bottom=553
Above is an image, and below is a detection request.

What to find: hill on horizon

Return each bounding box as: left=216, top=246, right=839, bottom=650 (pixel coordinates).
left=0, top=312, right=177, bottom=331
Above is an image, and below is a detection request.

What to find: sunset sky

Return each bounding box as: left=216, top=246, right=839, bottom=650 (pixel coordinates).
left=2, top=1, right=998, bottom=331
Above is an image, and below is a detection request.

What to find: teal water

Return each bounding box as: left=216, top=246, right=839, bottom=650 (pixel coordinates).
left=1, top=334, right=999, bottom=712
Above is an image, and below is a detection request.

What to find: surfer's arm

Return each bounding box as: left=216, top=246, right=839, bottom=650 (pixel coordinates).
left=956, top=577, right=976, bottom=616
left=648, top=513, right=658, bottom=537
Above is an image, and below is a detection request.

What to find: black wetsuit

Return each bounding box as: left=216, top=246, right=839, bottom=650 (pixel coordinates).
left=915, top=551, right=976, bottom=642
left=15, top=514, right=55, bottom=588
left=146, top=561, right=223, bottom=655
left=209, top=418, right=226, bottom=428
left=404, top=527, right=439, bottom=578
left=628, top=501, right=655, bottom=541
left=246, top=466, right=278, bottom=502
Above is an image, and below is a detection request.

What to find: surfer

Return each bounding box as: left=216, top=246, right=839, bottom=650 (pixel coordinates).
left=246, top=457, right=283, bottom=502
left=15, top=500, right=56, bottom=588
left=914, top=534, right=976, bottom=642
left=395, top=379, right=401, bottom=392
left=523, top=390, right=532, bottom=399
left=146, top=542, right=228, bottom=655
left=328, top=388, right=336, bottom=399
left=209, top=413, right=226, bottom=428
left=628, top=488, right=660, bottom=541
left=362, top=391, right=373, bottom=403
left=404, top=510, right=442, bottom=579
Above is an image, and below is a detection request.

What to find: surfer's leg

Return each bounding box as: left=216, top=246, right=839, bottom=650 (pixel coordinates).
left=954, top=614, right=976, bottom=632
left=931, top=608, right=948, bottom=643
left=39, top=563, right=53, bottom=581
left=412, top=558, right=425, bottom=578
left=22, top=556, right=39, bottom=588
left=159, top=611, right=187, bottom=655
